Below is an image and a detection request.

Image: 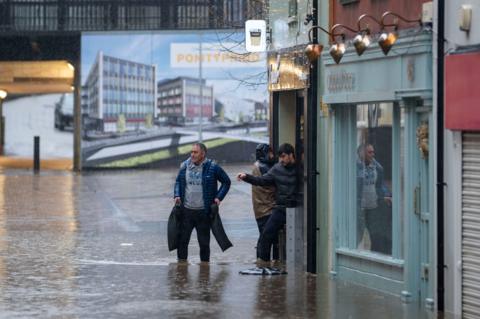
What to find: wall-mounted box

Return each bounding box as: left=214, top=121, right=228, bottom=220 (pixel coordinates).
left=245, top=20, right=267, bottom=52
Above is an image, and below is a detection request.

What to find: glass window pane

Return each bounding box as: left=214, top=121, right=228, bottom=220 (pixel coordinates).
left=356, top=103, right=393, bottom=255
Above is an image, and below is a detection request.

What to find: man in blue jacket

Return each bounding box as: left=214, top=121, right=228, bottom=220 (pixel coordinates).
left=174, top=143, right=231, bottom=263
left=356, top=143, right=392, bottom=254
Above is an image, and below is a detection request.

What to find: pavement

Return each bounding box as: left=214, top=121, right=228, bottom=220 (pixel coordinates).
left=0, top=164, right=442, bottom=318
left=0, top=156, right=73, bottom=170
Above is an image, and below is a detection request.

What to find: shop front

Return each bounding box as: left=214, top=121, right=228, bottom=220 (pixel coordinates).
left=322, top=32, right=435, bottom=306
left=268, top=45, right=314, bottom=270
left=444, top=49, right=480, bottom=318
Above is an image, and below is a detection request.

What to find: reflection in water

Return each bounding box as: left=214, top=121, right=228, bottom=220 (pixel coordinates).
left=0, top=168, right=442, bottom=318
left=255, top=275, right=287, bottom=317
left=167, top=263, right=229, bottom=318
left=0, top=173, right=79, bottom=315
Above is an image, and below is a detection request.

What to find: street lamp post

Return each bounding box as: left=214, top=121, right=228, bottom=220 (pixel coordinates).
left=0, top=89, right=7, bottom=156
left=198, top=33, right=203, bottom=143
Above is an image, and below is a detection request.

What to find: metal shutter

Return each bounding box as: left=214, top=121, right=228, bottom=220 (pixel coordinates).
left=462, top=132, right=480, bottom=318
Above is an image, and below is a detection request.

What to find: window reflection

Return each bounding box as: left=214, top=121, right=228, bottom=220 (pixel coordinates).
left=356, top=103, right=393, bottom=255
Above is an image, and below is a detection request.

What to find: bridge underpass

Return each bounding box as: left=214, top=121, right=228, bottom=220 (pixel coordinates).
left=0, top=60, right=76, bottom=170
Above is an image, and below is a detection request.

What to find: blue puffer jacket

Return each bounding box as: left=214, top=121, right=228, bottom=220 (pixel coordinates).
left=174, top=158, right=231, bottom=214
left=356, top=158, right=388, bottom=208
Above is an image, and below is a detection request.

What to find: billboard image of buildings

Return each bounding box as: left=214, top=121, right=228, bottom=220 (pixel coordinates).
left=81, top=32, right=268, bottom=168
left=157, top=77, right=213, bottom=125
left=84, top=52, right=156, bottom=133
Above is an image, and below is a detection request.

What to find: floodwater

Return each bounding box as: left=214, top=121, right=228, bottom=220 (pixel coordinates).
left=0, top=165, right=441, bottom=318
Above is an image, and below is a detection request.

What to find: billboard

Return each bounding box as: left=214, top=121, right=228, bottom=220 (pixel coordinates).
left=81, top=32, right=268, bottom=168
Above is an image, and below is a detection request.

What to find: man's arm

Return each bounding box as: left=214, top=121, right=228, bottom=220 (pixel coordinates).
left=215, top=165, right=231, bottom=202
left=375, top=164, right=392, bottom=205
left=174, top=164, right=185, bottom=204
left=241, top=167, right=275, bottom=187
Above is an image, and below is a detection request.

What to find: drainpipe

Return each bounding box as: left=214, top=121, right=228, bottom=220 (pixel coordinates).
left=306, top=0, right=318, bottom=274
left=436, top=0, right=445, bottom=312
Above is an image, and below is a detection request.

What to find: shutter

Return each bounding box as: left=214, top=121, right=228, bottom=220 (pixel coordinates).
left=462, top=132, right=480, bottom=319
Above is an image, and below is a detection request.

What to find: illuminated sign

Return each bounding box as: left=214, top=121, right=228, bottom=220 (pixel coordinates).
left=245, top=20, right=267, bottom=53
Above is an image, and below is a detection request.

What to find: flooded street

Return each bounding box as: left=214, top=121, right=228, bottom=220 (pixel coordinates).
left=0, top=165, right=438, bottom=318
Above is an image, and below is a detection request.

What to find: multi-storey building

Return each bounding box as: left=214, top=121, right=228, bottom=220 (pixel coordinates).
left=254, top=100, right=268, bottom=121
left=84, top=51, right=156, bottom=132
left=267, top=0, right=444, bottom=312
left=157, top=77, right=213, bottom=125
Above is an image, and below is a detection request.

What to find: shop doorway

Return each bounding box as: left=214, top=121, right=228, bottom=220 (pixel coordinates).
left=404, top=106, right=433, bottom=305
left=271, top=89, right=306, bottom=265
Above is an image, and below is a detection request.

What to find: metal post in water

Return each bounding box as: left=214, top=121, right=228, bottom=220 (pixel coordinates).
left=286, top=206, right=304, bottom=271
left=34, top=136, right=40, bottom=172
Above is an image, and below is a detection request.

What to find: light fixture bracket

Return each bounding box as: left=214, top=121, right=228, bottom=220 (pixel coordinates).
left=304, top=26, right=332, bottom=63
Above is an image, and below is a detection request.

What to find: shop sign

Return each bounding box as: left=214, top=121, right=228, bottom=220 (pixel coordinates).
left=267, top=47, right=310, bottom=91
left=327, top=71, right=356, bottom=93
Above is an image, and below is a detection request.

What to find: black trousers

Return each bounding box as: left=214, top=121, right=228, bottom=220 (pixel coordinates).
left=256, top=214, right=279, bottom=260
left=177, top=207, right=211, bottom=262
left=366, top=204, right=392, bottom=255
left=258, top=208, right=285, bottom=261
left=358, top=204, right=392, bottom=255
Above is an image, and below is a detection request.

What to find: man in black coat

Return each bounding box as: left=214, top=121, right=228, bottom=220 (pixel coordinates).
left=237, top=143, right=297, bottom=264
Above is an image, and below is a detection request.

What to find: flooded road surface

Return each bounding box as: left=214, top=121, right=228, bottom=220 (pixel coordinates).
left=0, top=165, right=440, bottom=318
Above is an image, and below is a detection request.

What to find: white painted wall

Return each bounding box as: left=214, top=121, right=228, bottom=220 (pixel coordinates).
left=443, top=130, right=463, bottom=318
left=445, top=1, right=480, bottom=47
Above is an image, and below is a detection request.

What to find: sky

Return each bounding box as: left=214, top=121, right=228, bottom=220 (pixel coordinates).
left=81, top=31, right=268, bottom=103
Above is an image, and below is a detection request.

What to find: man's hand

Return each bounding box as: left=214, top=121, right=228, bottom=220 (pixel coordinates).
left=384, top=197, right=392, bottom=207
left=237, top=172, right=247, bottom=181
left=174, top=197, right=182, bottom=205
left=214, top=198, right=221, bottom=205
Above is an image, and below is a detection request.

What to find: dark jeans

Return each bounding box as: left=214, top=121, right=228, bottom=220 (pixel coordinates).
left=256, top=214, right=279, bottom=260
left=358, top=204, right=392, bottom=255
left=258, top=208, right=285, bottom=261
left=177, top=207, right=211, bottom=262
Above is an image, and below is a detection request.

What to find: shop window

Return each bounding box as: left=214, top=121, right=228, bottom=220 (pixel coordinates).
left=334, top=103, right=404, bottom=259
left=356, top=104, right=393, bottom=255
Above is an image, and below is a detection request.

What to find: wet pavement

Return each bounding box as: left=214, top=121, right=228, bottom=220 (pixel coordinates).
left=0, top=164, right=440, bottom=318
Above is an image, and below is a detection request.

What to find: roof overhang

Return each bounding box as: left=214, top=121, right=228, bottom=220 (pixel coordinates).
left=0, top=60, right=74, bottom=95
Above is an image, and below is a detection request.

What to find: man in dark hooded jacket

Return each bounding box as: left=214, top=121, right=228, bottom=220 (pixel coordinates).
left=238, top=143, right=297, bottom=264
left=251, top=144, right=276, bottom=260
